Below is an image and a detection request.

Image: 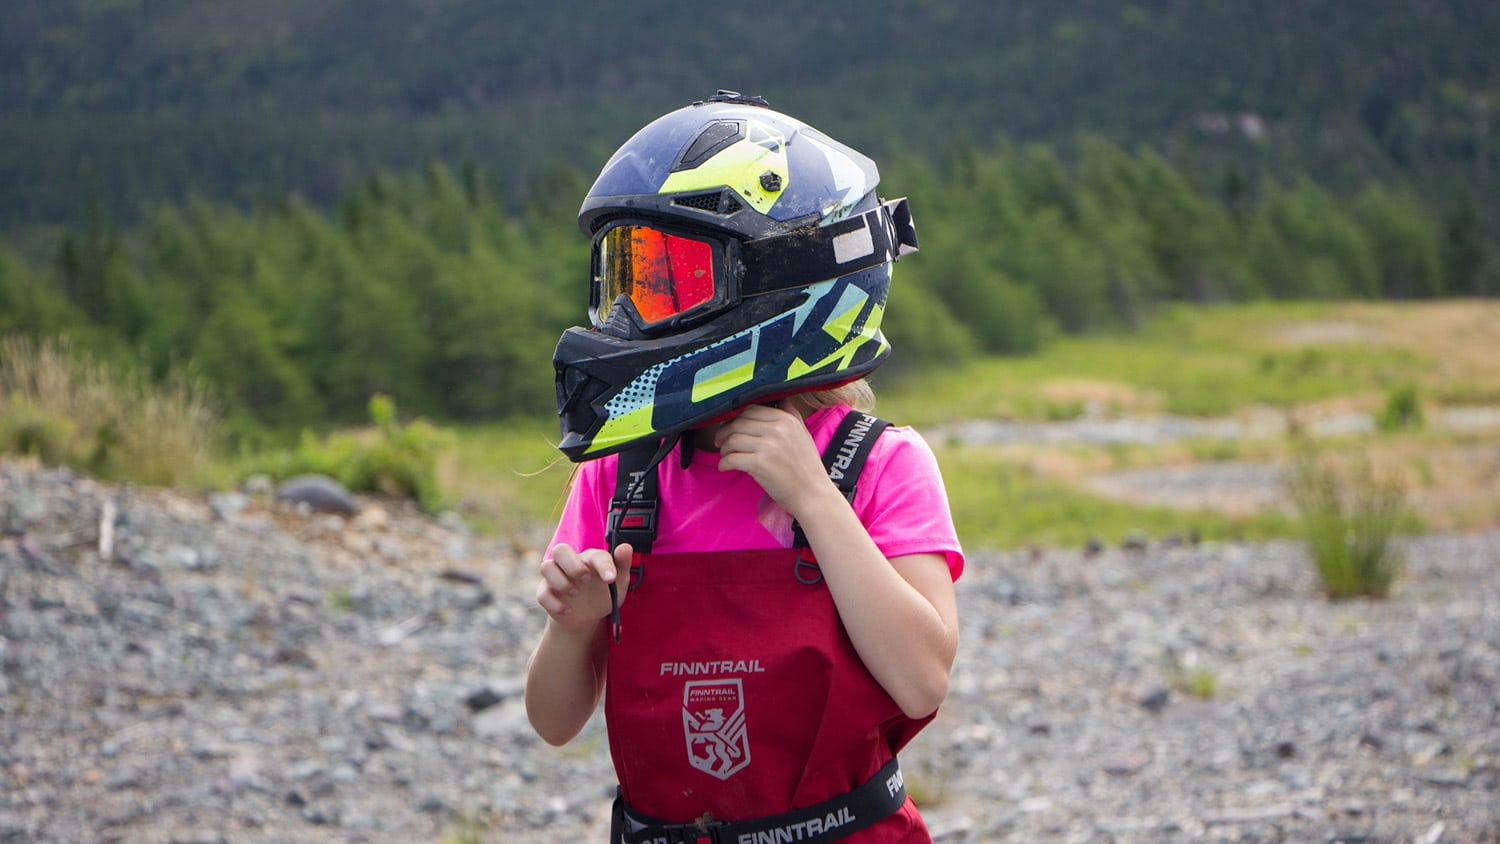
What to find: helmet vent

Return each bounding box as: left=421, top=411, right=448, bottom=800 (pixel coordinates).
left=673, top=189, right=744, bottom=216
left=676, top=119, right=745, bottom=171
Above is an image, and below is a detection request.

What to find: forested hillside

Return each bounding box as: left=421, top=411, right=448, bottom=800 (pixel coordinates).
left=2, top=143, right=1481, bottom=435
left=1, top=0, right=1498, bottom=437
left=3, top=0, right=1497, bottom=232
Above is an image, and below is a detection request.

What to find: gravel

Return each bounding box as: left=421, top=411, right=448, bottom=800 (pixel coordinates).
left=1, top=457, right=1496, bottom=842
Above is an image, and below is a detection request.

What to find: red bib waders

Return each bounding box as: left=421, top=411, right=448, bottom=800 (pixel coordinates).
left=603, top=413, right=934, bottom=843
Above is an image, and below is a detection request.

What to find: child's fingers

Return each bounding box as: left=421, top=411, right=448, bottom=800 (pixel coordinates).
left=611, top=543, right=633, bottom=570
left=534, top=579, right=574, bottom=617
left=538, top=543, right=621, bottom=608
left=715, top=449, right=750, bottom=475
left=535, top=542, right=635, bottom=626
left=594, top=546, right=623, bottom=584
left=713, top=430, right=754, bottom=457
left=548, top=543, right=596, bottom=582
left=539, top=556, right=579, bottom=597
left=558, top=545, right=622, bottom=586
left=711, top=407, right=769, bottom=449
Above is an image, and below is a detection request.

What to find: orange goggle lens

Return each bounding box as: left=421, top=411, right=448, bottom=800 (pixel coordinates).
left=597, top=226, right=717, bottom=325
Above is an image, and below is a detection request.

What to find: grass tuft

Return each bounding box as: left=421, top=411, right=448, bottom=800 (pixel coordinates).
left=0, top=335, right=218, bottom=486
left=1376, top=383, right=1423, bottom=432
left=1286, top=445, right=1410, bottom=599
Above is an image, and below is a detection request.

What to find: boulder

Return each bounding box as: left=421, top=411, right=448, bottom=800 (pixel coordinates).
left=274, top=474, right=360, bottom=516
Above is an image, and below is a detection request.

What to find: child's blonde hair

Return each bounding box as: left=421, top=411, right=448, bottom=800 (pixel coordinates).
left=788, top=378, right=876, bottom=414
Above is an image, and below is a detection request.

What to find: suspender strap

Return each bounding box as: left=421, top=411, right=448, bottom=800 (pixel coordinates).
left=791, top=411, right=891, bottom=549
left=613, top=756, right=908, bottom=844
left=607, top=435, right=679, bottom=642
left=608, top=441, right=664, bottom=554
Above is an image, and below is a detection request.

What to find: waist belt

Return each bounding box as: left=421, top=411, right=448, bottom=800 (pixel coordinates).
left=612, top=757, right=908, bottom=844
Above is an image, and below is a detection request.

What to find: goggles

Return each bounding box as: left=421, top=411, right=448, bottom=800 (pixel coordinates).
left=589, top=198, right=919, bottom=335
left=592, top=224, right=730, bottom=330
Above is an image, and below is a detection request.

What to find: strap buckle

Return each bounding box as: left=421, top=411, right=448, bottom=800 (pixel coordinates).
left=607, top=499, right=658, bottom=553
left=640, top=815, right=728, bottom=844
left=689, top=812, right=729, bottom=844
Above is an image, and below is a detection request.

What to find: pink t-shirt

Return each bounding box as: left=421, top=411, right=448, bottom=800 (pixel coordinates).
left=547, top=406, right=965, bottom=581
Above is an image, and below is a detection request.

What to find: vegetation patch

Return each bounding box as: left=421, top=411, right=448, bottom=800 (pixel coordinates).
left=434, top=417, right=574, bottom=537
left=3, top=301, right=1494, bottom=553
left=1286, top=446, right=1413, bottom=599
left=932, top=444, right=1291, bottom=551
left=0, top=335, right=217, bottom=486
left=238, top=394, right=449, bottom=511
left=1376, top=383, right=1424, bottom=433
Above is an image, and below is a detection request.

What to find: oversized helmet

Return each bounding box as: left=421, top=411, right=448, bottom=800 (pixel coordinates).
left=553, top=91, right=918, bottom=461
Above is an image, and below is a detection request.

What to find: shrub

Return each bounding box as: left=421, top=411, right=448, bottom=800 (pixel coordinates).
left=1286, top=447, right=1409, bottom=599
left=0, top=335, right=218, bottom=486
left=244, top=393, right=448, bottom=510
left=1376, top=383, right=1423, bottom=432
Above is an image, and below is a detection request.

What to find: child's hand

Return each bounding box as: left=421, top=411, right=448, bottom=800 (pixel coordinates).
left=713, top=402, right=839, bottom=519
left=536, top=542, right=632, bottom=634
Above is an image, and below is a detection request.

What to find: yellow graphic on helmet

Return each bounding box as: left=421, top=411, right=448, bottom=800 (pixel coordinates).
left=660, top=120, right=790, bottom=214
left=789, top=299, right=887, bottom=379
left=691, top=345, right=757, bottom=403
left=584, top=274, right=888, bottom=456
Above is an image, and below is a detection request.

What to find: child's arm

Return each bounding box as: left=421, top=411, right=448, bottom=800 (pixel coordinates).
left=524, top=542, right=632, bottom=745
left=715, top=405, right=960, bottom=719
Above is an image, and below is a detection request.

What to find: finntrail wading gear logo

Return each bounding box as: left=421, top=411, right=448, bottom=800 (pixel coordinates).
left=682, top=679, right=751, bottom=779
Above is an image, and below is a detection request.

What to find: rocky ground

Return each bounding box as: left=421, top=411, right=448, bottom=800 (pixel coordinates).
left=2, top=456, right=1497, bottom=843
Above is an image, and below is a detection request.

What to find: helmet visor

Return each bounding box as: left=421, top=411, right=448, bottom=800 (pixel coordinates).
left=594, top=225, right=720, bottom=328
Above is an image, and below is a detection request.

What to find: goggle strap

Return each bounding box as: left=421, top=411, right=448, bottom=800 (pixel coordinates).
left=739, top=198, right=918, bottom=297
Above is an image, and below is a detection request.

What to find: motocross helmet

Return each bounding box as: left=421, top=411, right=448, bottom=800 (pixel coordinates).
left=553, top=91, right=918, bottom=461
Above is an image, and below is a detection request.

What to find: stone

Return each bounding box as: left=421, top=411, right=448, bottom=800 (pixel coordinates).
left=274, top=475, right=360, bottom=516
left=3, top=453, right=1498, bottom=842
left=1139, top=685, right=1171, bottom=712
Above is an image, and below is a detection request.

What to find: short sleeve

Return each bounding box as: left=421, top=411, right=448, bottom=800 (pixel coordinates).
left=546, top=456, right=614, bottom=560
left=853, top=425, right=965, bottom=581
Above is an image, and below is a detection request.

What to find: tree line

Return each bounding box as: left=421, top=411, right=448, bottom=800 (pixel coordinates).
left=3, top=1, right=1497, bottom=240
left=2, top=137, right=1495, bottom=440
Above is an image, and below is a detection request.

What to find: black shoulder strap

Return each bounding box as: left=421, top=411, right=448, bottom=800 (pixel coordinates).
left=605, top=435, right=681, bottom=641
left=607, top=442, right=662, bottom=553
left=792, top=411, right=892, bottom=549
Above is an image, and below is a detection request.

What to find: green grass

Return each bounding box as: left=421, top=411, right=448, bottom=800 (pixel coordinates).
left=436, top=416, right=576, bottom=534
left=6, top=301, right=1492, bottom=554
left=1173, top=666, right=1220, bottom=699
left=873, top=301, right=1437, bottom=426
left=428, top=420, right=1302, bottom=553
left=932, top=444, right=1295, bottom=551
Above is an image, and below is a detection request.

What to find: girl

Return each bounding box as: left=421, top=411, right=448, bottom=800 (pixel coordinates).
left=526, top=92, right=963, bottom=843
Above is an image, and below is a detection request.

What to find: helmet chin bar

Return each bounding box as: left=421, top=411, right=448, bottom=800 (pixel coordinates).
left=554, top=338, right=889, bottom=463
left=553, top=265, right=893, bottom=462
